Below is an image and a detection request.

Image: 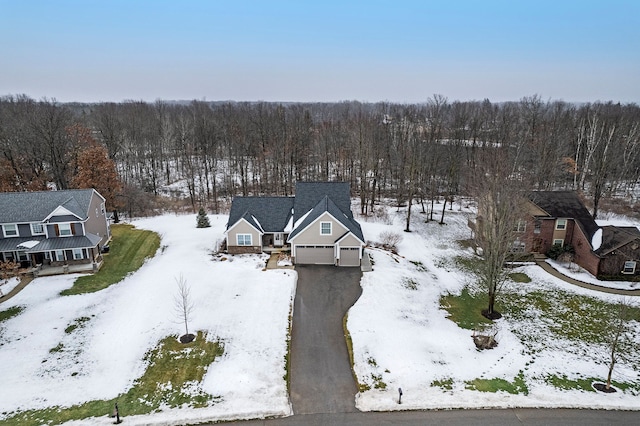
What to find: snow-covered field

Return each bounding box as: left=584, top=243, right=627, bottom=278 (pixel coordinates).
left=0, top=214, right=296, bottom=425
left=1, top=201, right=639, bottom=424
left=350, top=201, right=640, bottom=411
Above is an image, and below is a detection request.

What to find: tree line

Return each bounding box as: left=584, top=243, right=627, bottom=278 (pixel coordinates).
left=1, top=94, right=638, bottom=218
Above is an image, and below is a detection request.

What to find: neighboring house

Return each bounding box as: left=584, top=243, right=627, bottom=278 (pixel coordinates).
left=0, top=189, right=111, bottom=275
left=496, top=190, right=638, bottom=279
left=225, top=182, right=365, bottom=267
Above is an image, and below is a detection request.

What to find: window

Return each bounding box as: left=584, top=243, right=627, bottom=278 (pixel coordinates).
left=236, top=234, right=252, bottom=246
left=553, top=239, right=564, bottom=247
left=514, top=220, right=526, bottom=233
left=511, top=240, right=526, bottom=252
left=18, top=252, right=28, bottom=261
left=58, top=223, right=72, bottom=236
left=622, top=261, right=637, bottom=274
left=534, top=220, right=541, bottom=234
left=73, top=248, right=84, bottom=260
left=31, top=223, right=45, bottom=235
left=320, top=222, right=332, bottom=235
left=555, top=219, right=567, bottom=230
left=55, top=250, right=65, bottom=261
left=3, top=224, right=18, bottom=237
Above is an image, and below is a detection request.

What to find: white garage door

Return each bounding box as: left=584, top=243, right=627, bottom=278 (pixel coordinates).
left=339, top=247, right=361, bottom=267
left=295, top=245, right=335, bottom=265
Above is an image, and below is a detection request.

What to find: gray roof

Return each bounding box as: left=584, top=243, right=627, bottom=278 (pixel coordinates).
left=529, top=191, right=600, bottom=242
left=26, top=234, right=102, bottom=253
left=0, top=189, right=96, bottom=224
left=293, top=182, right=352, bottom=224
left=0, top=236, right=45, bottom=252
left=596, top=226, right=640, bottom=256
left=227, top=196, right=294, bottom=232
left=288, top=195, right=364, bottom=242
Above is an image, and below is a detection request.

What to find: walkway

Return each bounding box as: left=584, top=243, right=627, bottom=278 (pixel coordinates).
left=534, top=254, right=640, bottom=296
left=0, top=276, right=33, bottom=304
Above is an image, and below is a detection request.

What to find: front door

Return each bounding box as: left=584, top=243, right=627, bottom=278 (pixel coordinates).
left=274, top=233, right=283, bottom=247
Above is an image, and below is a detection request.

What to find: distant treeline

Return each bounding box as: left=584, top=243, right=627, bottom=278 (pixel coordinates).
left=1, top=94, right=638, bottom=217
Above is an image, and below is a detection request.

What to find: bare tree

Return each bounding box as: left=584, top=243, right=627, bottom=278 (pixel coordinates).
left=174, top=274, right=195, bottom=342
left=596, top=299, right=634, bottom=393
left=471, top=145, right=529, bottom=320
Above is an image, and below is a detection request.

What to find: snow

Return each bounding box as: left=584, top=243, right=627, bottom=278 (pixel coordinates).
left=0, top=214, right=296, bottom=424
left=546, top=259, right=639, bottom=291
left=1, top=201, right=640, bottom=423
left=17, top=240, right=40, bottom=249
left=0, top=277, right=21, bottom=296
left=591, top=228, right=603, bottom=251
left=349, top=201, right=640, bottom=412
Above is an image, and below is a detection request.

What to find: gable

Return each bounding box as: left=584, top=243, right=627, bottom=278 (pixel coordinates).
left=226, top=217, right=263, bottom=236
left=288, top=212, right=348, bottom=244
left=528, top=191, right=599, bottom=242
left=293, top=182, right=352, bottom=224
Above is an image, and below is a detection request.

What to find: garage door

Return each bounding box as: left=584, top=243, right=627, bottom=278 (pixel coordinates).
left=295, top=245, right=335, bottom=265
left=339, top=247, right=361, bottom=267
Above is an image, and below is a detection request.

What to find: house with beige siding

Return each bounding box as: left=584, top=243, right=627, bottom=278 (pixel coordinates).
left=0, top=189, right=110, bottom=275
left=225, top=182, right=365, bottom=267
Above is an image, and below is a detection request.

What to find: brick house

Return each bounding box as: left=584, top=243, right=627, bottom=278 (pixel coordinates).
left=515, top=191, right=638, bottom=279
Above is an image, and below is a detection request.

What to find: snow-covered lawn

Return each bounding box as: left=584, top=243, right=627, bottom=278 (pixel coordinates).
left=350, top=202, right=640, bottom=411
left=0, top=214, right=296, bottom=425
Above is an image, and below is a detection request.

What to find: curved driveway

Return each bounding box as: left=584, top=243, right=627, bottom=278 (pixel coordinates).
left=289, top=265, right=363, bottom=415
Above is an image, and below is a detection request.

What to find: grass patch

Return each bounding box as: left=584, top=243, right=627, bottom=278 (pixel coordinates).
left=49, top=343, right=64, bottom=354
left=440, top=288, right=493, bottom=330
left=508, top=272, right=531, bottom=283
left=432, top=377, right=454, bottom=390
left=344, top=313, right=371, bottom=392
left=61, top=224, right=160, bottom=295
left=0, top=305, right=24, bottom=323
left=4, top=331, right=224, bottom=426
left=64, top=316, right=91, bottom=334
left=466, top=372, right=528, bottom=395
left=402, top=277, right=418, bottom=290
left=544, top=374, right=640, bottom=393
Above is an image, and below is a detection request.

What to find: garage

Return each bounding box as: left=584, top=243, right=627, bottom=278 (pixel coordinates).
left=339, top=247, right=361, bottom=267
left=295, top=245, right=335, bottom=265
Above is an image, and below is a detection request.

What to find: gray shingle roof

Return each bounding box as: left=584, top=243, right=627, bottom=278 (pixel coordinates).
left=596, top=226, right=640, bottom=255
left=529, top=191, right=600, bottom=241
left=227, top=197, right=294, bottom=232
left=293, top=182, right=352, bottom=224
left=288, top=195, right=364, bottom=242
left=0, top=189, right=96, bottom=224
left=0, top=236, right=45, bottom=252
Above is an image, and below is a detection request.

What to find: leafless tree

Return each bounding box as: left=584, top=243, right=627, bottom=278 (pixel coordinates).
left=599, top=299, right=634, bottom=392
left=174, top=274, right=195, bottom=340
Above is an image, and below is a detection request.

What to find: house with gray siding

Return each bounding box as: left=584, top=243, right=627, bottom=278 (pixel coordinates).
left=225, top=182, right=365, bottom=267
left=0, top=189, right=111, bottom=275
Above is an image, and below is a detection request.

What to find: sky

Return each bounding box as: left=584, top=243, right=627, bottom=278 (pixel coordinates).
left=1, top=0, right=639, bottom=104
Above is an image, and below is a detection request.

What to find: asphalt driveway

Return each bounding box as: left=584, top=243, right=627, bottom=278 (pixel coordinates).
left=289, top=265, right=363, bottom=415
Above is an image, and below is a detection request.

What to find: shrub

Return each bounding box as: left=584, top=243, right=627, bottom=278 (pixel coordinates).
left=379, top=231, right=403, bottom=252
left=196, top=207, right=211, bottom=228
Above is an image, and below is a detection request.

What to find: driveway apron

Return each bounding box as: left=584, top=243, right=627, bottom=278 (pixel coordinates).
left=290, top=265, right=363, bottom=415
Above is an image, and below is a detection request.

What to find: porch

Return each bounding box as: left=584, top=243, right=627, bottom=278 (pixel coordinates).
left=30, top=259, right=104, bottom=277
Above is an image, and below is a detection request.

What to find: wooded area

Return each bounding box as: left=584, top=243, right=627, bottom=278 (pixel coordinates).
left=1, top=94, right=638, bottom=218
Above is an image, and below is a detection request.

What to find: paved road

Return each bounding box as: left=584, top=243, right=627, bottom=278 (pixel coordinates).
left=225, top=408, right=639, bottom=425
left=289, top=265, right=363, bottom=415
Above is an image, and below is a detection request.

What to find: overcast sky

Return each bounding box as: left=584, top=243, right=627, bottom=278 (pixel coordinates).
left=1, top=0, right=638, bottom=104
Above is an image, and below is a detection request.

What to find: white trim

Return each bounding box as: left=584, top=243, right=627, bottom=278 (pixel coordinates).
left=336, top=231, right=365, bottom=245
left=553, top=239, right=564, bottom=247
left=320, top=221, right=332, bottom=235
left=555, top=219, right=567, bottom=230
left=55, top=249, right=65, bottom=262
left=236, top=234, right=253, bottom=246
left=58, top=223, right=73, bottom=237
left=288, top=211, right=349, bottom=242
left=44, top=205, right=82, bottom=222
left=622, top=261, right=636, bottom=274
left=72, top=248, right=84, bottom=260
left=226, top=217, right=263, bottom=237
left=2, top=223, right=19, bottom=238
left=30, top=222, right=45, bottom=235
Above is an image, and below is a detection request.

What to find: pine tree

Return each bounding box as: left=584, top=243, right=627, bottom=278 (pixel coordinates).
left=196, top=207, right=211, bottom=228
